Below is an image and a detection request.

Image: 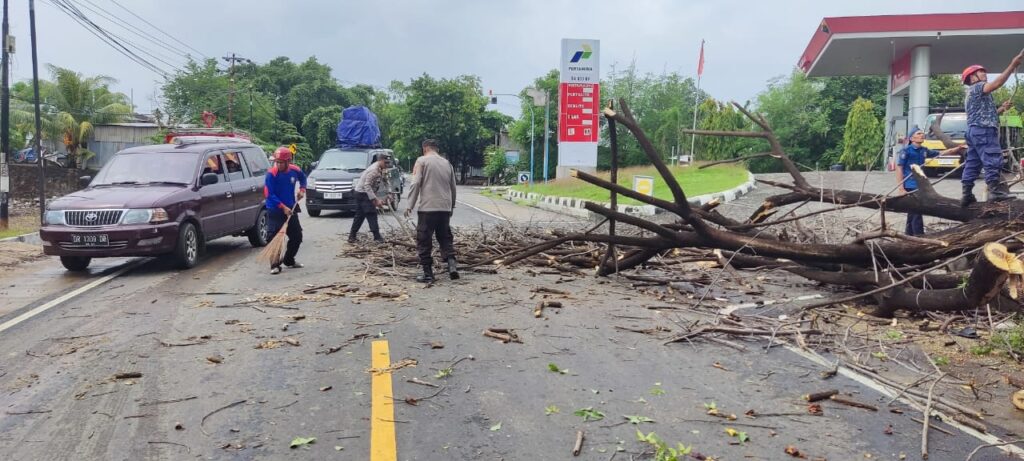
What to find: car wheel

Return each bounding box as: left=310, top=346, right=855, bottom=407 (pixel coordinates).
left=308, top=208, right=321, bottom=217
left=174, top=222, right=200, bottom=269
left=247, top=209, right=269, bottom=247
left=60, top=256, right=91, bottom=271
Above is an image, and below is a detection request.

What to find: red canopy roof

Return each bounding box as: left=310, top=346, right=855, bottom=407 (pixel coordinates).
left=799, top=12, right=1024, bottom=77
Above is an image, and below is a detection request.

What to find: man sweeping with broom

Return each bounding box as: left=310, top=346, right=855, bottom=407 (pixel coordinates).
left=260, top=146, right=307, bottom=274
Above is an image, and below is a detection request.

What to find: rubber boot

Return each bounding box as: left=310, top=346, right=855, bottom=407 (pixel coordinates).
left=989, top=181, right=1012, bottom=202
left=416, top=264, right=435, bottom=283
left=961, top=183, right=977, bottom=207
left=447, top=256, right=460, bottom=280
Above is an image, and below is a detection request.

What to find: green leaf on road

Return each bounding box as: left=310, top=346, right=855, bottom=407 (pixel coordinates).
left=574, top=407, right=605, bottom=421
left=650, top=387, right=665, bottom=396
left=625, top=415, right=655, bottom=425
left=545, top=405, right=560, bottom=415
left=489, top=422, right=502, bottom=431
left=547, top=363, right=568, bottom=374
left=334, top=446, right=344, bottom=451
left=434, top=367, right=453, bottom=379
left=290, top=436, right=316, bottom=448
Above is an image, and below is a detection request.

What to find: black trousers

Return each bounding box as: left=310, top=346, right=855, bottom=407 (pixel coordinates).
left=267, top=211, right=302, bottom=267
left=349, top=192, right=381, bottom=239
left=417, top=211, right=455, bottom=266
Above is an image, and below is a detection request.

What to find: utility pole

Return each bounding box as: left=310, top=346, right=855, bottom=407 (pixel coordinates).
left=542, top=89, right=551, bottom=182
left=248, top=86, right=253, bottom=134
left=30, top=0, right=43, bottom=224
left=0, top=0, right=9, bottom=230
left=222, top=53, right=249, bottom=127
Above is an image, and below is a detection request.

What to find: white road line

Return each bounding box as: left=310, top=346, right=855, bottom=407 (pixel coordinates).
left=0, top=259, right=144, bottom=334
left=783, top=343, right=1024, bottom=457
left=456, top=200, right=509, bottom=222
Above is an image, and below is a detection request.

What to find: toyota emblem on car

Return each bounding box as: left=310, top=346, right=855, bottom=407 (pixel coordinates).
left=84, top=212, right=98, bottom=222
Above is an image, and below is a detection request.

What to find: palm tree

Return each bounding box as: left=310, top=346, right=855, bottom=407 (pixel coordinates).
left=12, top=65, right=131, bottom=168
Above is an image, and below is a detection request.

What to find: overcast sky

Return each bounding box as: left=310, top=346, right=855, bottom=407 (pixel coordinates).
left=6, top=0, right=1021, bottom=116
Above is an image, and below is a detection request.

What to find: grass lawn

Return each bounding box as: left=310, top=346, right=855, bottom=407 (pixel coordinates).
left=511, top=164, right=749, bottom=205
left=0, top=214, right=40, bottom=240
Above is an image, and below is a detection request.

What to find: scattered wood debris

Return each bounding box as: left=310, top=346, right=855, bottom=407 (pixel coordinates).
left=483, top=328, right=522, bottom=344
left=533, top=300, right=562, bottom=318
left=366, top=359, right=418, bottom=375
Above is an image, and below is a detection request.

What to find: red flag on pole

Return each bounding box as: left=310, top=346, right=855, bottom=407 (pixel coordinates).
left=697, top=40, right=705, bottom=77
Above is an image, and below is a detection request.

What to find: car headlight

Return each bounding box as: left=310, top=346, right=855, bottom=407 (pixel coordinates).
left=122, top=208, right=169, bottom=225
left=307, top=178, right=317, bottom=190
left=44, top=210, right=65, bottom=225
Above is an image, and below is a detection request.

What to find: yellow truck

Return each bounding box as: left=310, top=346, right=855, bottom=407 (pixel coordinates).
left=921, top=111, right=1022, bottom=177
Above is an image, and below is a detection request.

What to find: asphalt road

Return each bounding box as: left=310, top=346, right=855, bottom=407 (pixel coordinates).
left=0, top=182, right=1017, bottom=460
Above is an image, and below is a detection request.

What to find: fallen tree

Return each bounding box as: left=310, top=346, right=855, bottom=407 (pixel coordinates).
left=494, top=98, right=1024, bottom=317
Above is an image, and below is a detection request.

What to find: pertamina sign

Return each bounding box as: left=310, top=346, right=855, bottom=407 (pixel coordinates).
left=557, top=38, right=600, bottom=178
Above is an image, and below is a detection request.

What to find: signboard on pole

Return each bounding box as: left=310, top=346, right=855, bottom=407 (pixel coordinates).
left=557, top=38, right=600, bottom=178
left=518, top=171, right=531, bottom=184
left=0, top=152, right=8, bottom=193
left=632, top=175, right=655, bottom=196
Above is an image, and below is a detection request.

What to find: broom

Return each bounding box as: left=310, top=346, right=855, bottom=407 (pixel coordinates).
left=257, top=204, right=298, bottom=266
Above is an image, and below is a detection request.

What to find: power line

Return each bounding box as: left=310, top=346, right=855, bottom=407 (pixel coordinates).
left=41, top=0, right=174, bottom=77
left=105, top=0, right=208, bottom=59
left=67, top=0, right=192, bottom=64
left=55, top=0, right=182, bottom=72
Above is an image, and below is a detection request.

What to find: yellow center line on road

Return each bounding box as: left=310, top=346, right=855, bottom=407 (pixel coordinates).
left=371, top=340, right=397, bottom=461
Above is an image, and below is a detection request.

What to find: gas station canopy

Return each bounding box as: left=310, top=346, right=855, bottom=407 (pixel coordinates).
left=800, top=12, right=1024, bottom=77
left=798, top=11, right=1024, bottom=141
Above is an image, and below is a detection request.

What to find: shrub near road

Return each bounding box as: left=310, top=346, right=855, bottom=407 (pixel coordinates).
left=511, top=164, right=748, bottom=205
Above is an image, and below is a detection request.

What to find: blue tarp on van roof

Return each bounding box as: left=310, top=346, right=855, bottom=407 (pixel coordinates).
left=336, top=106, right=382, bottom=149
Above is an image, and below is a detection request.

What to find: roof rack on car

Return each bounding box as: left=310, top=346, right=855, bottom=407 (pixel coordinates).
left=172, top=136, right=254, bottom=146
left=165, top=128, right=253, bottom=144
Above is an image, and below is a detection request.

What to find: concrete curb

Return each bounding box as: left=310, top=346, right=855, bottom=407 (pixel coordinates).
left=505, top=172, right=756, bottom=218
left=0, top=231, right=41, bottom=245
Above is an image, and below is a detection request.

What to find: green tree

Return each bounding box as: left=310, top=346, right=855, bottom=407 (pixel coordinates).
left=930, top=74, right=965, bottom=108
left=391, top=74, right=498, bottom=181
left=301, top=105, right=342, bottom=156
left=12, top=65, right=131, bottom=168
left=483, top=146, right=511, bottom=184
left=598, top=62, right=702, bottom=168
left=840, top=97, right=882, bottom=170
left=753, top=70, right=829, bottom=172
left=270, top=120, right=314, bottom=168
left=510, top=69, right=560, bottom=179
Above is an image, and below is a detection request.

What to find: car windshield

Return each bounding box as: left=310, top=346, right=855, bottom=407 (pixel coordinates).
left=925, top=114, right=967, bottom=140
left=317, top=149, right=369, bottom=171
left=91, top=152, right=199, bottom=186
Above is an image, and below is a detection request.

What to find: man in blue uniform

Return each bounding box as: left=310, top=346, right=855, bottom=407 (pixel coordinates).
left=264, top=146, right=307, bottom=274
left=896, top=127, right=965, bottom=236
left=960, top=51, right=1023, bottom=206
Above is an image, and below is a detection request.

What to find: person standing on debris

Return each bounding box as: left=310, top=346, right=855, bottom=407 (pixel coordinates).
left=348, top=154, right=388, bottom=243
left=405, top=139, right=458, bottom=283
left=960, top=51, right=1023, bottom=206
left=265, top=146, right=307, bottom=275
left=896, top=127, right=966, bottom=236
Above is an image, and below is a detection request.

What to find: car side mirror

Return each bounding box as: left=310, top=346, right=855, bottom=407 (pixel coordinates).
left=310, top=161, right=319, bottom=169
left=78, top=175, right=92, bottom=188
left=200, top=172, right=219, bottom=186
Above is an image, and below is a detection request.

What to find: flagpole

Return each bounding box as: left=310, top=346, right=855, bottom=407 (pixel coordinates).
left=690, top=40, right=703, bottom=163
left=690, top=74, right=700, bottom=163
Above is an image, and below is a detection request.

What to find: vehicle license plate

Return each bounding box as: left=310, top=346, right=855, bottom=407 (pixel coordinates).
left=937, top=158, right=956, bottom=166
left=72, top=234, right=109, bottom=246
left=324, top=192, right=344, bottom=199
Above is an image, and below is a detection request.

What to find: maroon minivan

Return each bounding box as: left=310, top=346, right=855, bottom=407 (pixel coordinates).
left=40, top=138, right=271, bottom=271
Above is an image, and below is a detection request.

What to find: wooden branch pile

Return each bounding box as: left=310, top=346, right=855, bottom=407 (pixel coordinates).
left=490, top=98, right=1024, bottom=317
